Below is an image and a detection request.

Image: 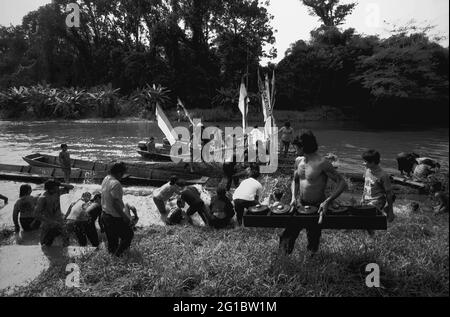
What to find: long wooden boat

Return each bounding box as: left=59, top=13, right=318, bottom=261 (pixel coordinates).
left=0, top=163, right=208, bottom=186
left=22, top=153, right=207, bottom=181
left=136, top=150, right=176, bottom=162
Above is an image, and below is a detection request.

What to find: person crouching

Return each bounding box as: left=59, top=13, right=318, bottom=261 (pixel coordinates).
left=65, top=192, right=99, bottom=247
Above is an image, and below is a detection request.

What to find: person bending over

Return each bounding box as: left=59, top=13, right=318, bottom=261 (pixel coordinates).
left=65, top=192, right=99, bottom=247
left=180, top=186, right=210, bottom=226
left=153, top=176, right=181, bottom=221
left=232, top=168, right=263, bottom=226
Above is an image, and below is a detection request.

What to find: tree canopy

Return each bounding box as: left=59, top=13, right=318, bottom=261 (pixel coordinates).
left=0, top=0, right=448, bottom=125
left=0, top=0, right=275, bottom=106
left=301, top=0, right=356, bottom=27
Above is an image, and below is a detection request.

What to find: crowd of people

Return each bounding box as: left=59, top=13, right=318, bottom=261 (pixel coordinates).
left=2, top=129, right=448, bottom=258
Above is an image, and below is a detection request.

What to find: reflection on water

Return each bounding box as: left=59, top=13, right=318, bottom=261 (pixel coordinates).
left=0, top=120, right=448, bottom=227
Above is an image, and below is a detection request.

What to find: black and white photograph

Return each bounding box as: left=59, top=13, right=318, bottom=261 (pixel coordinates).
left=0, top=0, right=448, bottom=301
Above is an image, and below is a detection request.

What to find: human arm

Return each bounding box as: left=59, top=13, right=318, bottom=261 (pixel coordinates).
left=12, top=202, right=20, bottom=232
left=383, top=176, right=395, bottom=222
left=0, top=194, right=7, bottom=204
left=111, top=183, right=129, bottom=223
left=360, top=171, right=367, bottom=204
left=290, top=170, right=299, bottom=207
left=321, top=160, right=348, bottom=212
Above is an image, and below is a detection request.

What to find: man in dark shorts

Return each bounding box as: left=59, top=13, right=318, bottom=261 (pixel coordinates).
left=59, top=144, right=71, bottom=183
left=280, top=130, right=347, bottom=256
left=101, top=163, right=133, bottom=257
left=34, top=180, right=70, bottom=247
left=180, top=186, right=210, bottom=226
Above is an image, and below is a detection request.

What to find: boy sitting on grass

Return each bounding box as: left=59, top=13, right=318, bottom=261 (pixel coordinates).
left=361, top=150, right=395, bottom=223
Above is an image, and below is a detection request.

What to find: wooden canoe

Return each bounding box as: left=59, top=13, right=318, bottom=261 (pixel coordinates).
left=136, top=150, right=176, bottom=162
left=23, top=153, right=110, bottom=171
left=22, top=153, right=207, bottom=181
left=0, top=163, right=209, bottom=186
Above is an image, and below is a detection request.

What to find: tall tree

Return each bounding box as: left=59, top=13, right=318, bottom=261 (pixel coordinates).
left=301, top=0, right=356, bottom=27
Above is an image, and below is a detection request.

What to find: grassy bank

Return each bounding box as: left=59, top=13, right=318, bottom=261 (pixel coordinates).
left=4, top=208, right=448, bottom=297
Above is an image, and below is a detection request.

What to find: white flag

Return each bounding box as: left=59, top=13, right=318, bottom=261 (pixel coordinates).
left=238, top=80, right=248, bottom=131
left=155, top=103, right=177, bottom=146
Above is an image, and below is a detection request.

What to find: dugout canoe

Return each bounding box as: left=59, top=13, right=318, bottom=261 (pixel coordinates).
left=1, top=163, right=209, bottom=186
left=136, top=150, right=176, bottom=162
left=22, top=153, right=208, bottom=182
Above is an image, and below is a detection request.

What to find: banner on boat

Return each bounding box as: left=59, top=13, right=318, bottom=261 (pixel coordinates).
left=156, top=103, right=177, bottom=146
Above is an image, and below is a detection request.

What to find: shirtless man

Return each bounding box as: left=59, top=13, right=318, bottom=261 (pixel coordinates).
left=279, top=130, right=347, bottom=256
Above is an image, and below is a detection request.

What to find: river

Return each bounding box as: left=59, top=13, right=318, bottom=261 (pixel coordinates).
left=0, top=119, right=448, bottom=228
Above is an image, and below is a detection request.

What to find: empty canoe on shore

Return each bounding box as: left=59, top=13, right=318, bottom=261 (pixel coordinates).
left=0, top=163, right=209, bottom=186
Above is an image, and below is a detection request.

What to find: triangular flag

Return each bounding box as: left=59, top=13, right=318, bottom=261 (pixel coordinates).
left=155, top=103, right=177, bottom=146
left=177, top=98, right=194, bottom=125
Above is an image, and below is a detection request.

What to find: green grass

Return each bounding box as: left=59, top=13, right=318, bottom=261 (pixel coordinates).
left=4, top=209, right=448, bottom=297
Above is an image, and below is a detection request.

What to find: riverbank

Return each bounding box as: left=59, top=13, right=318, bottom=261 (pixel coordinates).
left=0, top=107, right=352, bottom=123
left=0, top=174, right=448, bottom=297
left=2, top=205, right=448, bottom=297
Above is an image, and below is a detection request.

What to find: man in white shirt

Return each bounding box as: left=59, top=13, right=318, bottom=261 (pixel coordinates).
left=232, top=168, right=263, bottom=225
left=248, top=126, right=265, bottom=160
left=101, top=163, right=133, bottom=257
